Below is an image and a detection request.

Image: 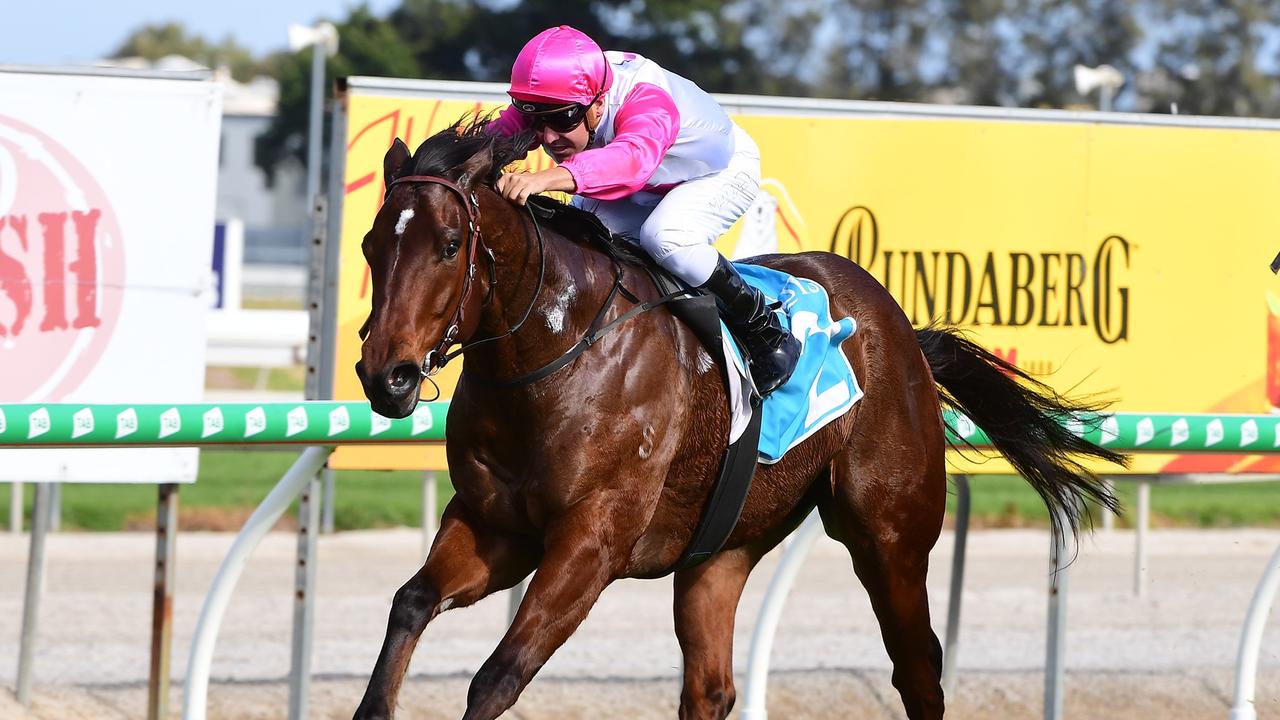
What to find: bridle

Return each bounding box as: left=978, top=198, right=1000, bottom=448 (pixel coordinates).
left=381, top=174, right=546, bottom=380
left=376, top=172, right=687, bottom=392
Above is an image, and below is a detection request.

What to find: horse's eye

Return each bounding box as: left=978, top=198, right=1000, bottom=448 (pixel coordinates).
left=443, top=241, right=461, bottom=259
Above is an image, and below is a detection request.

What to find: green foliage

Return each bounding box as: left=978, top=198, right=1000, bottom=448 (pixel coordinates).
left=255, top=5, right=425, bottom=182
left=112, top=22, right=265, bottom=82
left=1136, top=0, right=1280, bottom=116
left=255, top=0, right=776, bottom=176
left=109, top=3, right=1280, bottom=176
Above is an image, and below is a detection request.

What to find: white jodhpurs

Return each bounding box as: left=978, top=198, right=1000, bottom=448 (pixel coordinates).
left=573, top=125, right=761, bottom=286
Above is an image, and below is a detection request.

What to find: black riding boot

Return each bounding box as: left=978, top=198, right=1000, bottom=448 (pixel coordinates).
left=698, top=255, right=801, bottom=396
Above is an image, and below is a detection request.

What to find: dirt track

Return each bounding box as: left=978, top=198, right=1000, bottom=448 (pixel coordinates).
left=1, top=527, right=1277, bottom=718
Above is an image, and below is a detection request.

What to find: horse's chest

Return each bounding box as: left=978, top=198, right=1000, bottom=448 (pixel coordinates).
left=448, top=457, right=532, bottom=530
left=448, top=436, right=570, bottom=532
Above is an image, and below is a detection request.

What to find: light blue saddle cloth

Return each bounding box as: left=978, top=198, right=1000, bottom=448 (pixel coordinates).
left=723, top=263, right=864, bottom=463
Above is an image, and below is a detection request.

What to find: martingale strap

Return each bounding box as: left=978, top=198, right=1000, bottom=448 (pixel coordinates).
left=493, top=201, right=697, bottom=388
left=497, top=283, right=693, bottom=388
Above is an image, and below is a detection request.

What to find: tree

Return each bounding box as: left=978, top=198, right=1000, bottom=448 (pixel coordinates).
left=805, top=0, right=936, bottom=102
left=112, top=22, right=263, bottom=82
left=255, top=6, right=421, bottom=181
left=1137, top=0, right=1280, bottom=116
left=250, top=0, right=1280, bottom=177
left=384, top=0, right=769, bottom=93
left=256, top=0, right=776, bottom=176
left=1000, top=0, right=1144, bottom=109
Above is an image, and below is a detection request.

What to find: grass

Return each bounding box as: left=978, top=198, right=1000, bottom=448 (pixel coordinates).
left=945, top=475, right=1280, bottom=529
left=0, top=455, right=1276, bottom=532
left=242, top=297, right=303, bottom=310
left=0, top=449, right=454, bottom=532
left=205, top=366, right=307, bottom=393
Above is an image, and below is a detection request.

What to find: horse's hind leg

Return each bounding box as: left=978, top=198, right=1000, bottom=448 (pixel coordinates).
left=353, top=498, right=538, bottom=720
left=820, top=432, right=948, bottom=720
left=673, top=547, right=761, bottom=720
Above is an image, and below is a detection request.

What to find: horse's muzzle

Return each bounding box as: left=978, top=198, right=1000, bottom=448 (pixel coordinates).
left=355, top=360, right=421, bottom=419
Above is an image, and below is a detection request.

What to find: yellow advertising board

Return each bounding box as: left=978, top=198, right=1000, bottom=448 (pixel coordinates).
left=332, top=80, right=1280, bottom=474
left=330, top=95, right=521, bottom=469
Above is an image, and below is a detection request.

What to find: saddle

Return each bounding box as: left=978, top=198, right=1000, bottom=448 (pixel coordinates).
left=525, top=195, right=763, bottom=573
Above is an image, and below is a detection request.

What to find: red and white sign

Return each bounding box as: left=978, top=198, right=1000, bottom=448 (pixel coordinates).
left=0, top=68, right=222, bottom=482
left=0, top=115, right=126, bottom=400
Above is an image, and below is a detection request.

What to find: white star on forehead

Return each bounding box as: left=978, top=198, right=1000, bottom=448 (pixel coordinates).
left=394, top=208, right=415, bottom=236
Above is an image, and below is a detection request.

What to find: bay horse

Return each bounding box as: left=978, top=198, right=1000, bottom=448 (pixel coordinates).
left=352, top=118, right=1124, bottom=720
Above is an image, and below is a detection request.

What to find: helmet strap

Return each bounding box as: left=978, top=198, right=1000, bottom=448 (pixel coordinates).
left=584, top=94, right=605, bottom=146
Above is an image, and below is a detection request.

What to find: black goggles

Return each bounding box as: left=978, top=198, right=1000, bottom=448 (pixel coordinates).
left=512, top=98, right=592, bottom=134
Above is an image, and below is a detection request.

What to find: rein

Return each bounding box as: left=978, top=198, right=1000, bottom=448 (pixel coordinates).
left=383, top=174, right=689, bottom=389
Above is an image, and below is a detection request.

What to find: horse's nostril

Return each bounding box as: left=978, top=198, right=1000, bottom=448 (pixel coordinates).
left=386, top=363, right=418, bottom=394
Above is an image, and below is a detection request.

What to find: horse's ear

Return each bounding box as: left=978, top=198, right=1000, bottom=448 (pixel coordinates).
left=456, top=143, right=494, bottom=188
left=383, top=138, right=411, bottom=190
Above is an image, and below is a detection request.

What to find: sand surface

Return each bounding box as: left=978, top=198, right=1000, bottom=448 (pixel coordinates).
left=1, top=527, right=1277, bottom=718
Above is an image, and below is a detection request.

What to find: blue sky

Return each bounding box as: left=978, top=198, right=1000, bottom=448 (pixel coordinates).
left=4, top=0, right=400, bottom=66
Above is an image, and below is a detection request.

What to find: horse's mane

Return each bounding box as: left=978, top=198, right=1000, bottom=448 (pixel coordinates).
left=527, top=195, right=658, bottom=270
left=405, top=115, right=659, bottom=272
left=405, top=114, right=535, bottom=186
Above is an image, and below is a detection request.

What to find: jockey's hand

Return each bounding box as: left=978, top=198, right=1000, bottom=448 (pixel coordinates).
left=496, top=167, right=576, bottom=205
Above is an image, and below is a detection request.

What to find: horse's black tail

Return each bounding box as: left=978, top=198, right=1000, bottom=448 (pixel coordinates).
left=916, top=325, right=1127, bottom=541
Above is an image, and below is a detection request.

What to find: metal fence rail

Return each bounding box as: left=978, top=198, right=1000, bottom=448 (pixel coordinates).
left=2, top=403, right=1276, bottom=720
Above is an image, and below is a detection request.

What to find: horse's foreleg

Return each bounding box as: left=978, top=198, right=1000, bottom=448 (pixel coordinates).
left=461, top=501, right=629, bottom=720
left=673, top=547, right=759, bottom=720
left=353, top=499, right=538, bottom=720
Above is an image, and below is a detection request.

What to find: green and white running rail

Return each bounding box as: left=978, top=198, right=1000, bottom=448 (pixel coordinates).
left=1, top=403, right=1276, bottom=453
left=942, top=411, right=1280, bottom=453
left=0, top=402, right=447, bottom=446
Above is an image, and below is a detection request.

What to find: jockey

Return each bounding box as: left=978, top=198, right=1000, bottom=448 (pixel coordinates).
left=489, top=25, right=801, bottom=397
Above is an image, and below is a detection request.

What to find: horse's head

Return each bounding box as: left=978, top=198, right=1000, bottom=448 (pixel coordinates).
left=355, top=120, right=519, bottom=418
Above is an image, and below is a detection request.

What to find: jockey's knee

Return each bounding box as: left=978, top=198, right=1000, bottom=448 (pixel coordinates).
left=638, top=226, right=719, bottom=285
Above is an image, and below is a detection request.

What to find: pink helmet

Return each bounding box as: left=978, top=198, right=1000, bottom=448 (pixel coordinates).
left=508, top=25, right=613, bottom=106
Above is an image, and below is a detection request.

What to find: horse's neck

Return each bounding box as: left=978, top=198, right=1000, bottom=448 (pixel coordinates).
left=467, top=195, right=626, bottom=384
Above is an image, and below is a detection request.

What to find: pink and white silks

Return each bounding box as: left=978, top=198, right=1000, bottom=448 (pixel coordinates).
left=491, top=50, right=761, bottom=286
